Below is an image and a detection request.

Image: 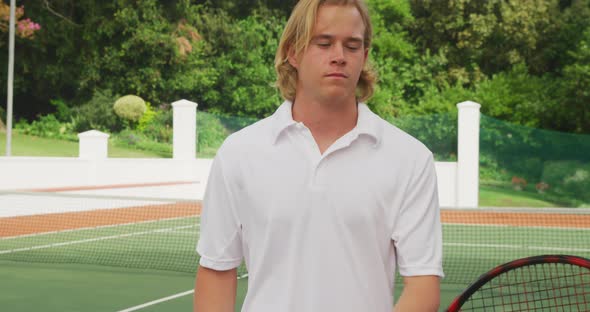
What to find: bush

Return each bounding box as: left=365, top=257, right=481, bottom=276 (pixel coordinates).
left=387, top=112, right=457, bottom=160
left=113, top=129, right=172, bottom=157
left=197, top=112, right=230, bottom=157
left=16, top=114, right=75, bottom=140
left=140, top=107, right=173, bottom=143
left=113, top=95, right=146, bottom=124
left=72, top=89, right=123, bottom=133
left=49, top=99, right=72, bottom=122
left=542, top=161, right=590, bottom=205
left=479, top=153, right=511, bottom=184
left=0, top=106, right=5, bottom=131
left=473, top=63, right=558, bottom=128
left=137, top=102, right=157, bottom=132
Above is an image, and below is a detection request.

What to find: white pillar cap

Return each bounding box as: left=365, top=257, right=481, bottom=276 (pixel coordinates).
left=172, top=99, right=198, bottom=108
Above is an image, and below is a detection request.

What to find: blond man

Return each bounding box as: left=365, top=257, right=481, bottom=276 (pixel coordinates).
left=194, top=1, right=443, bottom=311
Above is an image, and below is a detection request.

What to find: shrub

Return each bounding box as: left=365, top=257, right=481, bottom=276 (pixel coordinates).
left=197, top=112, right=230, bottom=156
left=72, top=89, right=123, bottom=133
left=511, top=176, right=527, bottom=191
left=140, top=108, right=172, bottom=143
left=49, top=99, right=72, bottom=122
left=387, top=112, right=457, bottom=160
left=16, top=114, right=75, bottom=140
left=113, top=95, right=146, bottom=124
left=112, top=129, right=172, bottom=157
left=0, top=105, right=5, bottom=121
left=542, top=161, right=590, bottom=204
left=0, top=106, right=5, bottom=131
left=137, top=102, right=156, bottom=132
left=535, top=182, right=550, bottom=193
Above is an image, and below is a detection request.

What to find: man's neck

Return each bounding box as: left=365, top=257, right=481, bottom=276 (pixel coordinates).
left=291, top=94, right=358, bottom=154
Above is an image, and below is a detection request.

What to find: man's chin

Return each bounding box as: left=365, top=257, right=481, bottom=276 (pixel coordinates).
left=321, top=88, right=355, bottom=101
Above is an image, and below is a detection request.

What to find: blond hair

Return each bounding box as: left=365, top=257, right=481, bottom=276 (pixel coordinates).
left=274, top=0, right=377, bottom=102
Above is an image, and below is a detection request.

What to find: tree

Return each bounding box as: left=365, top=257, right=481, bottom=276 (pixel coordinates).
left=409, top=0, right=557, bottom=85
left=0, top=2, right=41, bottom=41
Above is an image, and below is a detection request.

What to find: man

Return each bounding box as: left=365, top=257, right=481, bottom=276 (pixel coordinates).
left=194, top=0, right=443, bottom=311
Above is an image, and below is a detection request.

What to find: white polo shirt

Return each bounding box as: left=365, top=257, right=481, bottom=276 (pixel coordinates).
left=197, top=101, right=443, bottom=312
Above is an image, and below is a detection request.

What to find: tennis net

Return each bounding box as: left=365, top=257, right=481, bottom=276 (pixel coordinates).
left=1, top=190, right=589, bottom=286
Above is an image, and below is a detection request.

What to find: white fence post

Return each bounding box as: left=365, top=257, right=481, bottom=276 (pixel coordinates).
left=456, top=101, right=481, bottom=208
left=78, top=130, right=109, bottom=159
left=172, top=99, right=198, bottom=160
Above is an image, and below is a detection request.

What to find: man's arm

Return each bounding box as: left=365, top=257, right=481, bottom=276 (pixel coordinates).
left=393, top=275, right=440, bottom=312
left=194, top=265, right=237, bottom=312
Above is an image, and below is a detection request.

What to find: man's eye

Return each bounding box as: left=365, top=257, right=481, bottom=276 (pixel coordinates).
left=347, top=45, right=361, bottom=51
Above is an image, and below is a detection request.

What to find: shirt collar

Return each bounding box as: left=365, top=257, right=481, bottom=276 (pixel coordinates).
left=270, top=101, right=298, bottom=145
left=355, top=102, right=382, bottom=147
left=270, top=100, right=382, bottom=147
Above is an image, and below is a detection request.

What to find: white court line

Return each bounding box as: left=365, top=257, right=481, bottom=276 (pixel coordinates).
left=117, top=290, right=194, bottom=312
left=444, top=222, right=590, bottom=231
left=444, top=242, right=590, bottom=253
left=169, top=230, right=199, bottom=235
left=116, top=274, right=250, bottom=312
left=0, top=215, right=199, bottom=241
left=0, top=224, right=197, bottom=255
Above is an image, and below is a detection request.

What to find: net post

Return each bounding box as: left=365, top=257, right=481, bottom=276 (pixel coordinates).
left=172, top=99, right=198, bottom=160
left=456, top=101, right=481, bottom=208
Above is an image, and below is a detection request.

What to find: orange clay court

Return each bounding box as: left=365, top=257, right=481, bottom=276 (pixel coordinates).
left=1, top=203, right=589, bottom=238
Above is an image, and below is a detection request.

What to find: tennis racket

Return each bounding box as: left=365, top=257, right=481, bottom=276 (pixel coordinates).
left=447, top=255, right=590, bottom=311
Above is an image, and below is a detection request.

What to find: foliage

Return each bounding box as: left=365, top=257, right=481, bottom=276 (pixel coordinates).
left=113, top=95, right=146, bottom=124
left=71, top=89, right=122, bottom=133
left=15, top=114, right=75, bottom=140
left=197, top=112, right=230, bottom=157
left=368, top=0, right=449, bottom=116
left=0, top=105, right=5, bottom=128
left=1, top=0, right=589, bottom=135
left=387, top=112, right=457, bottom=160
left=557, top=27, right=590, bottom=133
left=49, top=99, right=72, bottom=122
left=409, top=0, right=557, bottom=84
left=137, top=102, right=156, bottom=132
left=139, top=107, right=172, bottom=143
left=0, top=3, right=41, bottom=40
left=542, top=161, right=590, bottom=204
left=472, top=63, right=558, bottom=128
left=184, top=5, right=285, bottom=117
left=112, top=129, right=172, bottom=157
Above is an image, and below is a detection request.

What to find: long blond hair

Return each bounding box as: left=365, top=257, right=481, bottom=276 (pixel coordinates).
left=274, top=0, right=377, bottom=102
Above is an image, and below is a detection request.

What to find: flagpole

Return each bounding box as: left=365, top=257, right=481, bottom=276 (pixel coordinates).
left=5, top=0, right=15, bottom=156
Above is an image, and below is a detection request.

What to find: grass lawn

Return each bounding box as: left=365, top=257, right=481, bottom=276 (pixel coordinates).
left=479, top=185, right=557, bottom=207
left=0, top=132, right=165, bottom=158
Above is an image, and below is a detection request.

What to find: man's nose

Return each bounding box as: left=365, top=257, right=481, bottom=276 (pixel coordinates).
left=330, top=43, right=346, bottom=65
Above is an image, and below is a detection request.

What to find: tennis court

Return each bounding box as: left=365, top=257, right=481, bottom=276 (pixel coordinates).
left=1, top=190, right=589, bottom=311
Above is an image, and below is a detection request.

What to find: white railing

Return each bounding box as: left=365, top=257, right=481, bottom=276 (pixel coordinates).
left=0, top=100, right=480, bottom=208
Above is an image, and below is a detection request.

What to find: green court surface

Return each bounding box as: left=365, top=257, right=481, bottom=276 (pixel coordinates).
left=0, top=261, right=463, bottom=311
left=1, top=210, right=588, bottom=311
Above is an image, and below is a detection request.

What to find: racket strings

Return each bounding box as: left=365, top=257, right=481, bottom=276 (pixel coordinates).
left=460, top=263, right=590, bottom=311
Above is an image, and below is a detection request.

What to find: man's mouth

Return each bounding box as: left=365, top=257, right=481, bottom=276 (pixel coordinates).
left=326, top=73, right=347, bottom=78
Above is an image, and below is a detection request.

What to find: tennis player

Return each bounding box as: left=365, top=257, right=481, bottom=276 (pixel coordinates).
left=194, top=0, right=443, bottom=311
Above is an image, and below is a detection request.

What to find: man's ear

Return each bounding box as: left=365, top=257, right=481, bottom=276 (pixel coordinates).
left=287, top=47, right=299, bottom=69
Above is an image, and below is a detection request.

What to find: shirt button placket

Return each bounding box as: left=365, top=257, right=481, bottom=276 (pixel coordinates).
left=298, top=123, right=323, bottom=190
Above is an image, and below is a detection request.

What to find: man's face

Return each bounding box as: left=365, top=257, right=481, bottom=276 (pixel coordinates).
left=289, top=4, right=368, bottom=103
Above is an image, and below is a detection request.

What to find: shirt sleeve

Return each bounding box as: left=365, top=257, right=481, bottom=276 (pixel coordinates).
left=196, top=153, right=243, bottom=271
left=391, top=152, right=444, bottom=278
